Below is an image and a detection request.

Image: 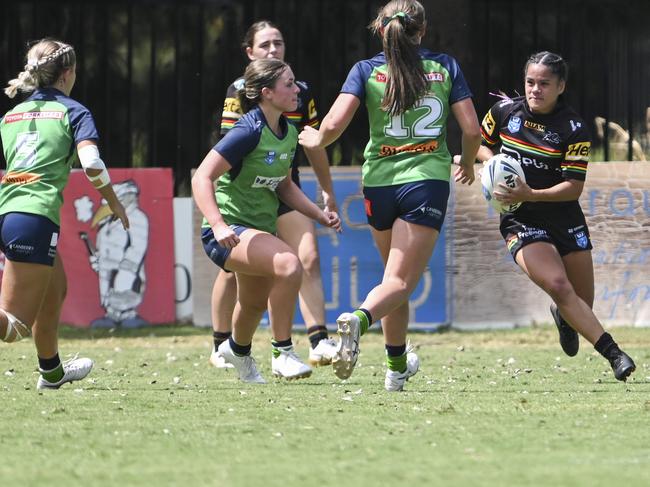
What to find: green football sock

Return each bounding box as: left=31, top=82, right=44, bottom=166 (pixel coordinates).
left=386, top=353, right=407, bottom=373
left=353, top=309, right=370, bottom=336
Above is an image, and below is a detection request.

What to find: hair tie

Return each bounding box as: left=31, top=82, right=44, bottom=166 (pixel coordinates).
left=381, top=11, right=411, bottom=27
left=25, top=59, right=38, bottom=72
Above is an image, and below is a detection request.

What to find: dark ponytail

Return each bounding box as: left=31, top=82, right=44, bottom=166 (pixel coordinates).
left=370, top=0, right=427, bottom=115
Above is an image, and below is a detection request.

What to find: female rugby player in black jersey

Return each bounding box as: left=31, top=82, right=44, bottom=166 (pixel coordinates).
left=477, top=51, right=635, bottom=382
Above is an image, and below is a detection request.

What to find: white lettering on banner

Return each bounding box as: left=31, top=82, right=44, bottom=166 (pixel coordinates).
left=324, top=256, right=340, bottom=310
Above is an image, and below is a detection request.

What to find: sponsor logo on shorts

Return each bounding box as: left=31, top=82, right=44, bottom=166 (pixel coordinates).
left=379, top=140, right=438, bottom=157
left=508, top=116, right=522, bottom=133
left=420, top=206, right=442, bottom=218
left=517, top=227, right=548, bottom=239
left=7, top=243, right=35, bottom=255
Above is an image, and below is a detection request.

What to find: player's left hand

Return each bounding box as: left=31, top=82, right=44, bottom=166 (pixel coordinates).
left=453, top=156, right=476, bottom=185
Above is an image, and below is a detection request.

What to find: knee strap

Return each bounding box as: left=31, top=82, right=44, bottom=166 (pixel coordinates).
left=2, top=309, right=30, bottom=342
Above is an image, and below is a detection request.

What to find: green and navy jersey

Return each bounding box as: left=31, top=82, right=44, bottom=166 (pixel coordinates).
left=341, top=48, right=472, bottom=187
left=481, top=96, right=591, bottom=210
left=0, top=87, right=99, bottom=225
left=206, top=105, right=297, bottom=234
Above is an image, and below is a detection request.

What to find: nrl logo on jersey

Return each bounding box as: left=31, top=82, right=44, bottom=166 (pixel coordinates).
left=264, top=151, right=276, bottom=164
left=508, top=116, right=522, bottom=133
left=252, top=175, right=285, bottom=190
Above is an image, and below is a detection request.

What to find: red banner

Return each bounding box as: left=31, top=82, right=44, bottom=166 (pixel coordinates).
left=57, top=168, right=175, bottom=327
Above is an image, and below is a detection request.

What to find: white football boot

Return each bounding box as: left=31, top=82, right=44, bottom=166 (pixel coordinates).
left=209, top=347, right=234, bottom=369
left=36, top=355, right=94, bottom=390
left=332, top=312, right=361, bottom=380
left=272, top=348, right=312, bottom=380
left=217, top=340, right=266, bottom=384
left=384, top=349, right=420, bottom=392
left=308, top=337, right=338, bottom=366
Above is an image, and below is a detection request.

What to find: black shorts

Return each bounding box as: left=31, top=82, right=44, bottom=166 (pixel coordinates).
left=363, top=179, right=449, bottom=231
left=0, top=212, right=59, bottom=266
left=201, top=224, right=250, bottom=272
left=277, top=165, right=301, bottom=217
left=500, top=203, right=592, bottom=259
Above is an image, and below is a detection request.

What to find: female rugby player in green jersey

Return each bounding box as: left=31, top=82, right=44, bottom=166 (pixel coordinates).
left=477, top=51, right=635, bottom=381
left=0, top=39, right=129, bottom=389
left=210, top=20, right=339, bottom=371
left=299, top=0, right=481, bottom=390
left=193, top=58, right=341, bottom=383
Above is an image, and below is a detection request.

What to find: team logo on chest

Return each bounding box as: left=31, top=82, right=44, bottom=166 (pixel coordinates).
left=508, top=116, right=522, bottom=133
left=543, top=131, right=561, bottom=145
left=264, top=151, right=276, bottom=165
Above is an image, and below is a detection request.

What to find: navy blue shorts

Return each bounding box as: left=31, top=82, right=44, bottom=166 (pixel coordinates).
left=500, top=204, right=593, bottom=259
left=201, top=224, right=250, bottom=272
left=0, top=212, right=59, bottom=266
left=363, top=180, right=450, bottom=231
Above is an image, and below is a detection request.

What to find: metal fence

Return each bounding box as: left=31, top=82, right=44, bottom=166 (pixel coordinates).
left=2, top=0, right=648, bottom=195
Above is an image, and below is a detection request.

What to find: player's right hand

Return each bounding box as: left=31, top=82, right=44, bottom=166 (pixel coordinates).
left=109, top=201, right=130, bottom=229
left=298, top=126, right=324, bottom=149
left=213, top=224, right=240, bottom=249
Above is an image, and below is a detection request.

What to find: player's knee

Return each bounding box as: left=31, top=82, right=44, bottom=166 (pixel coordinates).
left=544, top=277, right=574, bottom=303
left=1, top=309, right=30, bottom=343
left=275, top=253, right=302, bottom=283
left=299, top=248, right=320, bottom=275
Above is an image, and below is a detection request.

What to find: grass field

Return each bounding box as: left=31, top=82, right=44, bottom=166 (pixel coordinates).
left=1, top=325, right=649, bottom=487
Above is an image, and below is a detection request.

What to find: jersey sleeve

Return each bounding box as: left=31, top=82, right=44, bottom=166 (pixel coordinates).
left=561, top=119, right=591, bottom=181
left=68, top=103, right=99, bottom=144
left=445, top=56, right=473, bottom=104
left=340, top=61, right=371, bottom=102
left=212, top=121, right=260, bottom=171
left=296, top=81, right=320, bottom=129
left=480, top=101, right=505, bottom=147
left=219, top=81, right=244, bottom=135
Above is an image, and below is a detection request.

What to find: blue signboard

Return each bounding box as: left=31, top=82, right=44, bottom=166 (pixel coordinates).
left=297, top=168, right=449, bottom=331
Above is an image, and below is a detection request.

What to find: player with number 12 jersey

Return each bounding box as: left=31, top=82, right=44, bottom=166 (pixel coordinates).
left=340, top=48, right=472, bottom=187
